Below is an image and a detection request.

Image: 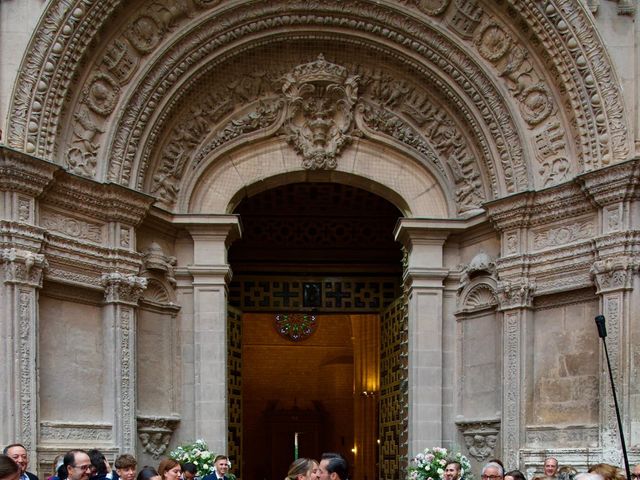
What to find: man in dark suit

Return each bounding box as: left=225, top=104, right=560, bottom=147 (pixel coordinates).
left=3, top=444, right=39, bottom=480
left=202, top=456, right=230, bottom=480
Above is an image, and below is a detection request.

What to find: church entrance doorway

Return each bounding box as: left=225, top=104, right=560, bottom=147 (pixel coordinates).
left=227, top=182, right=405, bottom=480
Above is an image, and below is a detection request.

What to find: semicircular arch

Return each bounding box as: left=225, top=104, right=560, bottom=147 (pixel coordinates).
left=186, top=136, right=450, bottom=217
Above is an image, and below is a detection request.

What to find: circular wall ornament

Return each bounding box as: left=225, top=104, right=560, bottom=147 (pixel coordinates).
left=275, top=313, right=317, bottom=342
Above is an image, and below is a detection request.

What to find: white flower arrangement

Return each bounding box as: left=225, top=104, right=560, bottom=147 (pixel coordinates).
left=408, top=447, right=473, bottom=480
left=169, top=440, right=233, bottom=478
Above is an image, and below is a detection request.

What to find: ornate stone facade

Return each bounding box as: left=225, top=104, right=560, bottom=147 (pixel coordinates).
left=1, top=1, right=639, bottom=479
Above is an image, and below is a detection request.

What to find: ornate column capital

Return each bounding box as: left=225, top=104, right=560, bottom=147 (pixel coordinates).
left=101, top=272, right=147, bottom=304
left=1, top=248, right=48, bottom=287
left=496, top=278, right=536, bottom=310
left=590, top=256, right=638, bottom=294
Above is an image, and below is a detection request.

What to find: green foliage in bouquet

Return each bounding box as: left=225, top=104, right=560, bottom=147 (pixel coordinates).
left=168, top=440, right=235, bottom=480
left=408, top=447, right=473, bottom=480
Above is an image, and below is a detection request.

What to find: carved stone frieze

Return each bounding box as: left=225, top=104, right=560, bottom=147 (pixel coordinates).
left=40, top=209, right=103, bottom=243
left=496, top=278, right=536, bottom=310
left=456, top=419, right=501, bottom=463
left=531, top=220, right=594, bottom=251
left=0, top=249, right=48, bottom=287
left=40, top=422, right=113, bottom=441
left=525, top=425, right=598, bottom=447
left=136, top=415, right=180, bottom=459
left=590, top=257, right=638, bottom=293
left=101, top=272, right=147, bottom=304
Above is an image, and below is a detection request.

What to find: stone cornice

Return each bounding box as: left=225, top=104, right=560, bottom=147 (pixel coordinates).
left=41, top=173, right=154, bottom=226
left=578, top=157, right=640, bottom=206
left=0, top=146, right=59, bottom=197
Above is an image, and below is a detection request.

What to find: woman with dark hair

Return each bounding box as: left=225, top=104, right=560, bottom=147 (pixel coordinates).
left=136, top=467, right=160, bottom=480
left=505, top=470, right=526, bottom=480
left=158, top=460, right=181, bottom=480
left=284, top=458, right=319, bottom=480
left=0, top=455, right=21, bottom=480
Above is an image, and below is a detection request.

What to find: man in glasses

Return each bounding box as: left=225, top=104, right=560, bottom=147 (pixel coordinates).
left=64, top=450, right=93, bottom=480
left=481, top=462, right=504, bottom=480
left=3, top=444, right=39, bottom=480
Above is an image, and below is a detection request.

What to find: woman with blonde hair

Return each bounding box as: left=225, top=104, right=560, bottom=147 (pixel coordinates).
left=284, top=458, right=319, bottom=480
left=588, top=464, right=624, bottom=480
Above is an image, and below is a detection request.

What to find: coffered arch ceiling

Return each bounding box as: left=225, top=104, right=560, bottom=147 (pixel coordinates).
left=6, top=0, right=630, bottom=217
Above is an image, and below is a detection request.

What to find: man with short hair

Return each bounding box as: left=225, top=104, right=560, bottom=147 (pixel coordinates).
left=444, top=461, right=462, bottom=480
left=481, top=462, right=504, bottom=480
left=544, top=458, right=559, bottom=479
left=114, top=455, right=136, bottom=480
left=632, top=465, right=640, bottom=480
left=202, top=456, right=229, bottom=480
left=3, top=444, right=39, bottom=480
left=318, top=454, right=348, bottom=480
left=64, top=450, right=93, bottom=480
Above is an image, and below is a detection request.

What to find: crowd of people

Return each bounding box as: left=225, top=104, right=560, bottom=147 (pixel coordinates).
left=460, top=457, right=640, bottom=480
left=0, top=445, right=232, bottom=480
left=2, top=443, right=638, bottom=480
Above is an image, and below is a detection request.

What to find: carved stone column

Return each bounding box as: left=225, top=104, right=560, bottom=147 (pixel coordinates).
left=395, top=219, right=450, bottom=454
left=0, top=249, right=47, bottom=457
left=0, top=148, right=57, bottom=455
left=101, top=273, right=147, bottom=453
left=496, top=279, right=535, bottom=470
left=590, top=259, right=637, bottom=463
left=580, top=161, right=640, bottom=464
left=175, top=215, right=241, bottom=455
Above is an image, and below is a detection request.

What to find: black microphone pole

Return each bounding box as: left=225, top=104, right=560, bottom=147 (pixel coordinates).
left=594, top=315, right=631, bottom=479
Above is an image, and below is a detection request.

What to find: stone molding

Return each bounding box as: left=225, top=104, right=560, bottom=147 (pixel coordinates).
left=136, top=414, right=180, bottom=459
left=524, top=424, right=599, bottom=448
left=101, top=272, right=147, bottom=305
left=455, top=418, right=501, bottom=463
left=578, top=159, right=640, bottom=208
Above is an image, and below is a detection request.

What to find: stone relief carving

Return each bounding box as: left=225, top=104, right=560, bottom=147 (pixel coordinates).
left=17, top=197, right=32, bottom=223
left=459, top=252, right=496, bottom=290
left=150, top=54, right=487, bottom=213
left=1, top=249, right=48, bottom=287
left=590, top=257, right=637, bottom=293
left=532, top=220, right=594, bottom=251
left=40, top=209, right=103, bottom=243
left=525, top=425, right=598, bottom=447
left=281, top=54, right=360, bottom=170
left=101, top=272, right=148, bottom=304
left=140, top=242, right=177, bottom=287
left=497, top=279, right=536, bottom=310
left=111, top=4, right=525, bottom=196
left=137, top=415, right=180, bottom=459
left=40, top=422, right=113, bottom=441
left=119, top=308, right=135, bottom=451
left=456, top=419, right=500, bottom=463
